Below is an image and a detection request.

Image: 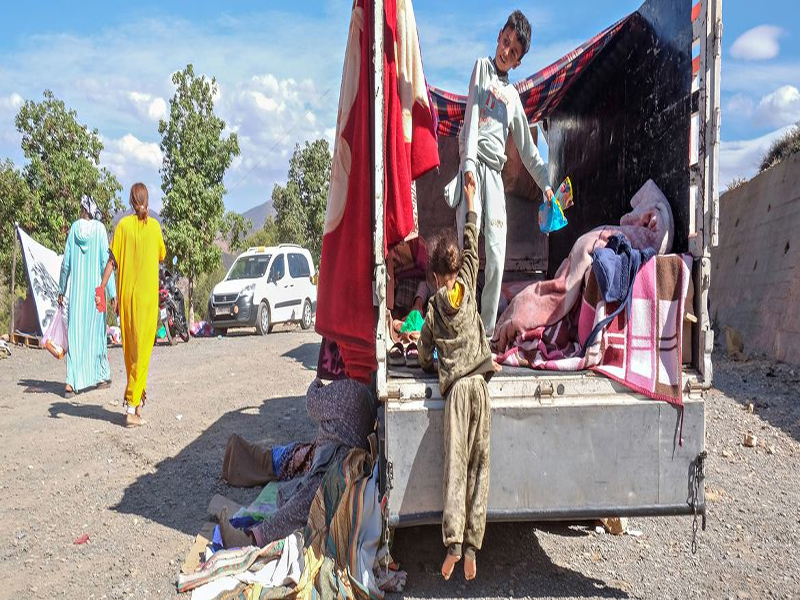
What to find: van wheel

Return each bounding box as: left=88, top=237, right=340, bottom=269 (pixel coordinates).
left=301, top=300, right=313, bottom=330
left=256, top=302, right=270, bottom=336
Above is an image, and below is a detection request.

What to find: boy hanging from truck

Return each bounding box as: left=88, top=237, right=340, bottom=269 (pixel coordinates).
left=418, top=178, right=500, bottom=581
left=457, top=9, right=555, bottom=338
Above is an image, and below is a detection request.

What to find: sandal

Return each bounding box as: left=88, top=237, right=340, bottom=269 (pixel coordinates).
left=405, top=342, right=420, bottom=368
left=64, top=385, right=75, bottom=399
left=387, top=342, right=405, bottom=367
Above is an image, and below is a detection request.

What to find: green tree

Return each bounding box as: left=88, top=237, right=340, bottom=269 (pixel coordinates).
left=760, top=125, right=800, bottom=172
left=159, top=64, right=243, bottom=325
left=0, top=160, right=37, bottom=287
left=1, top=91, right=121, bottom=333
left=14, top=90, right=122, bottom=251
left=272, top=139, right=332, bottom=264
left=0, top=160, right=37, bottom=333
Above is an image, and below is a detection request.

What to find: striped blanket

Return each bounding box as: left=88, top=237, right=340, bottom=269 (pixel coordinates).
left=176, top=539, right=286, bottom=593
left=182, top=447, right=387, bottom=600
left=497, top=254, right=692, bottom=406
left=430, top=15, right=630, bottom=137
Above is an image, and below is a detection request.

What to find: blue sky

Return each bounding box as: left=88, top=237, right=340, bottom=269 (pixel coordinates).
left=1, top=0, right=798, bottom=214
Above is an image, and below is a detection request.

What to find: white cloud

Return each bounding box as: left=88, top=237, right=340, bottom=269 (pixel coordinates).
left=754, top=85, right=800, bottom=129
left=220, top=73, right=334, bottom=194
left=0, top=92, right=23, bottom=111
left=726, top=93, right=755, bottom=119
left=719, top=125, right=794, bottom=188
left=99, top=134, right=163, bottom=210
left=0, top=10, right=351, bottom=212
left=723, top=61, right=800, bottom=97
left=128, top=92, right=168, bottom=122
left=101, top=133, right=162, bottom=182
left=0, top=94, right=24, bottom=150
left=730, top=25, right=784, bottom=61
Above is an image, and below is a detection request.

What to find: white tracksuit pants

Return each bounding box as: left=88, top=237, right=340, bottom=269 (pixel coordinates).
left=457, top=161, right=506, bottom=337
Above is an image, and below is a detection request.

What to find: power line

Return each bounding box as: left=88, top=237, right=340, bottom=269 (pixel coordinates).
left=227, top=84, right=336, bottom=192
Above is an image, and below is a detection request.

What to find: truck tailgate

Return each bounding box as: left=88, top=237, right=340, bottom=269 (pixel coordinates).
left=383, top=369, right=705, bottom=527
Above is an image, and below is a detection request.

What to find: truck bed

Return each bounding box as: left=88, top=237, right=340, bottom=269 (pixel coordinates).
left=382, top=367, right=705, bottom=527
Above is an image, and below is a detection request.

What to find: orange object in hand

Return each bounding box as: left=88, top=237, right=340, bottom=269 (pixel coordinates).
left=95, top=287, right=106, bottom=313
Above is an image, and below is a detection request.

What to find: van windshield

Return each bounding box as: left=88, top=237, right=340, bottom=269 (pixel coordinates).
left=227, top=255, right=272, bottom=280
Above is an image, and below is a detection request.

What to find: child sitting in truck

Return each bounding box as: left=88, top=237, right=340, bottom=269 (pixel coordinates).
left=458, top=9, right=555, bottom=337
left=418, top=179, right=499, bottom=581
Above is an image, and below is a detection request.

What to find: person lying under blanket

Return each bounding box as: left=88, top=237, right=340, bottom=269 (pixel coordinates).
left=219, top=377, right=377, bottom=548
left=491, top=179, right=675, bottom=354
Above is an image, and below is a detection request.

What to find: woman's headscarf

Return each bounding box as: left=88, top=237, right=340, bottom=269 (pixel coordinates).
left=80, top=195, right=102, bottom=221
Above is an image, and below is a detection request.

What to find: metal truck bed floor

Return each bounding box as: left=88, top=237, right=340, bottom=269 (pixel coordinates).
left=382, top=368, right=705, bottom=527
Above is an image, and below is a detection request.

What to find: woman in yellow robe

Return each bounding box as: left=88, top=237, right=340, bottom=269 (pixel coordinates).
left=99, top=183, right=165, bottom=427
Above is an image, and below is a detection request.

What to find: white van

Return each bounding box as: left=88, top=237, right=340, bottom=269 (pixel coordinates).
left=207, top=244, right=317, bottom=335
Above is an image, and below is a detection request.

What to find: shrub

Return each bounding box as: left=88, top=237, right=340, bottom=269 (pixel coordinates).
left=759, top=125, right=800, bottom=172
left=724, top=177, right=748, bottom=193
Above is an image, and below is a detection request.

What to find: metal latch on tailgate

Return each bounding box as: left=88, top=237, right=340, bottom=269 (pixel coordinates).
left=537, top=381, right=554, bottom=403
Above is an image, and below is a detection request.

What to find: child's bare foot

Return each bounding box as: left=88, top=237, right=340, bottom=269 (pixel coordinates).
left=441, top=552, right=461, bottom=580
left=492, top=360, right=503, bottom=372
left=219, top=507, right=255, bottom=549
left=464, top=554, right=477, bottom=580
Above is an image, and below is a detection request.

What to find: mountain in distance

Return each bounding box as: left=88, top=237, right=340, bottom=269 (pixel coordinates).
left=240, top=200, right=274, bottom=234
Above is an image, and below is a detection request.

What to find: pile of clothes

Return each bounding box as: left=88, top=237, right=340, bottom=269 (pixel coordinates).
left=179, top=378, right=405, bottom=599
left=178, top=445, right=406, bottom=599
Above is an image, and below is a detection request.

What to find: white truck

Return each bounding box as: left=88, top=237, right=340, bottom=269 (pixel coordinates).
left=371, top=0, right=722, bottom=546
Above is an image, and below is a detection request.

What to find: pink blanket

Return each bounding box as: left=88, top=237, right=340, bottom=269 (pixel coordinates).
left=491, top=179, right=675, bottom=353
left=496, top=254, right=691, bottom=405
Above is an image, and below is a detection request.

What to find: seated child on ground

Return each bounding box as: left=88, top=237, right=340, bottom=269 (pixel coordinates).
left=418, top=179, right=499, bottom=581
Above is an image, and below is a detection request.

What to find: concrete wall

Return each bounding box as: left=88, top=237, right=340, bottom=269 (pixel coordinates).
left=710, top=152, right=800, bottom=364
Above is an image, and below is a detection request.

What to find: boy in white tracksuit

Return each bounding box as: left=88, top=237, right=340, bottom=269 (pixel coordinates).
left=458, top=10, right=554, bottom=338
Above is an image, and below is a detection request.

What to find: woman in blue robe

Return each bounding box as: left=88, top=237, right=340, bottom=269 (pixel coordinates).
left=58, top=196, right=117, bottom=397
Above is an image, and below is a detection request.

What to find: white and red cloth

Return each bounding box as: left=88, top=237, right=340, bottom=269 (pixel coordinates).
left=315, top=0, right=439, bottom=383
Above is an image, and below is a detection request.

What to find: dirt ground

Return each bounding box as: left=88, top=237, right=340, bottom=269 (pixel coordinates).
left=1, top=328, right=799, bottom=599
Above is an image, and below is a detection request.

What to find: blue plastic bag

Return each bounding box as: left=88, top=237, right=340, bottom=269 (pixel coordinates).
left=538, top=177, right=573, bottom=234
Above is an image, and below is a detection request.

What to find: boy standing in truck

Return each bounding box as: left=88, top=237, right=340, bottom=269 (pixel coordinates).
left=419, top=179, right=498, bottom=581
left=458, top=10, right=554, bottom=337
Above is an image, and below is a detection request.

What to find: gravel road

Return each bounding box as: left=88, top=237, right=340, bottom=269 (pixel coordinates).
left=0, top=329, right=798, bottom=599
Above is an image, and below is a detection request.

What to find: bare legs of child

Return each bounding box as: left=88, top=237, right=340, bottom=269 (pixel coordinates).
left=441, top=544, right=478, bottom=580
left=441, top=546, right=461, bottom=580
left=441, top=376, right=491, bottom=582
left=463, top=546, right=477, bottom=580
